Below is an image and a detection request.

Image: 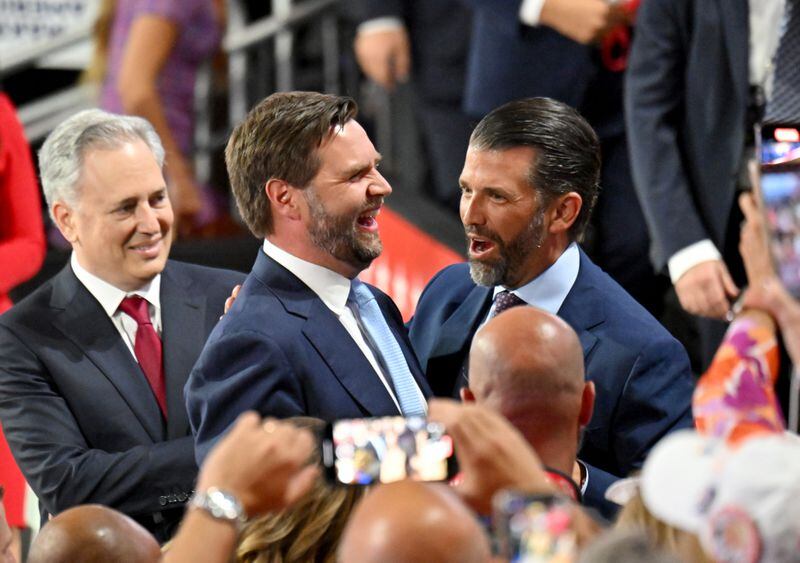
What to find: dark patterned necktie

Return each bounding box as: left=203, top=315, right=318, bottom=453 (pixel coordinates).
left=490, top=290, right=527, bottom=318
left=765, top=0, right=800, bottom=122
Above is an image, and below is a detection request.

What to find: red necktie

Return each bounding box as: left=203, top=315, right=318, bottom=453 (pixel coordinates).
left=118, top=296, right=167, bottom=419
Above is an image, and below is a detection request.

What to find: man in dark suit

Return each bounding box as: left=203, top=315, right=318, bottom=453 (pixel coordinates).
left=0, top=110, right=244, bottom=542
left=186, top=92, right=432, bottom=464
left=460, top=0, right=663, bottom=314
left=408, top=98, right=695, bottom=515
left=625, top=0, right=797, bottom=367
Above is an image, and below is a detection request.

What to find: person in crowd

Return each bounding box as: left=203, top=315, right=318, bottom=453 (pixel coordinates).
left=0, top=488, right=16, bottom=563
left=186, top=92, right=432, bottom=464
left=235, top=418, right=365, bottom=563
left=0, top=109, right=244, bottom=542
left=459, top=0, right=662, bottom=313
left=625, top=0, right=800, bottom=367
left=462, top=306, right=595, bottom=502
left=0, top=91, right=46, bottom=563
left=409, top=96, right=695, bottom=514
left=350, top=0, right=474, bottom=210
left=337, top=480, right=492, bottom=563
left=88, top=0, right=226, bottom=234
left=577, top=529, right=684, bottom=563
left=27, top=505, right=162, bottom=563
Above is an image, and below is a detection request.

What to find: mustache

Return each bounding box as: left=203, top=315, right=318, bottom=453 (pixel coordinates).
left=359, top=197, right=384, bottom=213
left=464, top=225, right=501, bottom=243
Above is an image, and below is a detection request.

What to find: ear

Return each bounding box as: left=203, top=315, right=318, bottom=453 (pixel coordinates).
left=52, top=201, right=79, bottom=244
left=460, top=387, right=476, bottom=403
left=579, top=381, right=595, bottom=428
left=547, top=192, right=582, bottom=235
left=265, top=178, right=302, bottom=221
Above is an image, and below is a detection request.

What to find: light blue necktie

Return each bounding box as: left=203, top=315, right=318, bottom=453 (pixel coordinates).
left=350, top=280, right=426, bottom=416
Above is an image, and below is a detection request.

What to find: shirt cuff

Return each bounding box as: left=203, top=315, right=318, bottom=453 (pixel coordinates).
left=578, top=459, right=589, bottom=495
left=519, top=0, right=547, bottom=26
left=667, top=240, right=723, bottom=284
left=357, top=17, right=405, bottom=35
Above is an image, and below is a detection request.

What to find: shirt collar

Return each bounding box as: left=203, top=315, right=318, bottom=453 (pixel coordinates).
left=70, top=252, right=161, bottom=317
left=262, top=239, right=352, bottom=315
left=492, top=242, right=580, bottom=314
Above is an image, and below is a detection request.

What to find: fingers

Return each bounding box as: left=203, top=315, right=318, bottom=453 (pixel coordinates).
left=675, top=261, right=734, bottom=319
left=719, top=263, right=740, bottom=299
left=353, top=29, right=411, bottom=90
left=223, top=284, right=242, bottom=316
left=282, top=465, right=320, bottom=507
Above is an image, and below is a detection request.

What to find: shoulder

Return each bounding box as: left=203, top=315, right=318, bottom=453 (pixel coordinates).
left=418, top=263, right=473, bottom=301
left=164, top=260, right=246, bottom=290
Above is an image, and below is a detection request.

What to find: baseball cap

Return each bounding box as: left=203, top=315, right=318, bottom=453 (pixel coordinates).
left=640, top=430, right=800, bottom=563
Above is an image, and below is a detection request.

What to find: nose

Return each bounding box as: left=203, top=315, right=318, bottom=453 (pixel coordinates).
left=368, top=168, right=392, bottom=198
left=136, top=202, right=161, bottom=234
left=460, top=193, right=485, bottom=227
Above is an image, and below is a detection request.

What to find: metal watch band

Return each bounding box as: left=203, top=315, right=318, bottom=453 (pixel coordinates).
left=189, top=487, right=246, bottom=525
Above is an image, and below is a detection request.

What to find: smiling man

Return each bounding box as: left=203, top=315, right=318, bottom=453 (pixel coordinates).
left=186, top=92, right=432, bottom=464
left=0, top=110, right=244, bottom=542
left=408, top=97, right=695, bottom=516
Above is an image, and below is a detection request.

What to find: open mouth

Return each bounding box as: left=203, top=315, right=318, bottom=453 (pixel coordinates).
left=356, top=208, right=380, bottom=232
left=469, top=236, right=496, bottom=257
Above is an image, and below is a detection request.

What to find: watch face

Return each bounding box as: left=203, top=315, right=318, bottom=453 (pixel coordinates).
left=201, top=488, right=244, bottom=522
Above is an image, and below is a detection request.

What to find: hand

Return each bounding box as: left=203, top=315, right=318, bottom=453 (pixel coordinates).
left=539, top=0, right=630, bottom=44
left=739, top=192, right=775, bottom=287
left=675, top=260, right=739, bottom=320
left=427, top=399, right=554, bottom=514
left=744, top=277, right=800, bottom=367
left=196, top=412, right=319, bottom=517
left=353, top=27, right=411, bottom=90
left=223, top=284, right=241, bottom=316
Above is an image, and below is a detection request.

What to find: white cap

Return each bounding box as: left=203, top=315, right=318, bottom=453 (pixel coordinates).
left=641, top=430, right=800, bottom=562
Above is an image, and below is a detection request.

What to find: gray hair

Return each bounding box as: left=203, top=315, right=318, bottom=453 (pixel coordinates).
left=38, top=109, right=165, bottom=219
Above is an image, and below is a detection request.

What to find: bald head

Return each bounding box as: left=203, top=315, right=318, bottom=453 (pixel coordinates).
left=465, top=307, right=593, bottom=470
left=338, top=481, right=491, bottom=563
left=28, top=505, right=160, bottom=563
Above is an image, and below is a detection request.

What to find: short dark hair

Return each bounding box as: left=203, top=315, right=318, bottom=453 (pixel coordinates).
left=225, top=92, right=358, bottom=237
left=0, top=485, right=4, bottom=502
left=469, top=97, right=600, bottom=241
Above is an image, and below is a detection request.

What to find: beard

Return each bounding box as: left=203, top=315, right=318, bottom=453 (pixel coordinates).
left=467, top=208, right=546, bottom=287
left=303, top=188, right=383, bottom=269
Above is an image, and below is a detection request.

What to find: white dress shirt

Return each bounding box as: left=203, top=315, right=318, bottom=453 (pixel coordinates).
left=262, top=240, right=426, bottom=414
left=70, top=253, right=162, bottom=360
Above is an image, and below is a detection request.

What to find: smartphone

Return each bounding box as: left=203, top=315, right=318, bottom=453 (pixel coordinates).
left=493, top=490, right=578, bottom=563
left=321, top=415, right=457, bottom=485
left=757, top=123, right=800, bottom=297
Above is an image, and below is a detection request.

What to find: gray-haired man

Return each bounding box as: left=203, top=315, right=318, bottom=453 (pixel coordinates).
left=0, top=109, right=243, bottom=542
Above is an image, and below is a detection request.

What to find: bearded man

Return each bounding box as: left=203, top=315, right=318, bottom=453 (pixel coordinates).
left=408, top=97, right=694, bottom=516
left=186, top=92, right=432, bottom=464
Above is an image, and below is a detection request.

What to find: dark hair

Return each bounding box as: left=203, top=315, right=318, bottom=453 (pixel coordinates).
left=0, top=485, right=4, bottom=502
left=469, top=97, right=600, bottom=241
left=225, top=92, right=358, bottom=237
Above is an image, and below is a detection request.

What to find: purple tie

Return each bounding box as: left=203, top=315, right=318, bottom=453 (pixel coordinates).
left=490, top=290, right=527, bottom=318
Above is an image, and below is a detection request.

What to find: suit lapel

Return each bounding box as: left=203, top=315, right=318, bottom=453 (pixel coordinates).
left=427, top=284, right=492, bottom=396
left=50, top=266, right=163, bottom=442
left=255, top=252, right=401, bottom=416
left=717, top=0, right=749, bottom=103
left=557, top=252, right=604, bottom=363
left=302, top=300, right=401, bottom=416
left=160, top=263, right=205, bottom=439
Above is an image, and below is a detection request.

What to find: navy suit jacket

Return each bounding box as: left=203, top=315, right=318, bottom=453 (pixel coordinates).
left=625, top=0, right=748, bottom=270
left=186, top=250, right=432, bottom=465
left=461, top=0, right=624, bottom=138
left=0, top=261, right=244, bottom=542
left=408, top=250, right=694, bottom=514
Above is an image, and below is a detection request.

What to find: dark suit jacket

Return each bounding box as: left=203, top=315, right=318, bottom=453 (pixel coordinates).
left=625, top=0, right=748, bottom=270
left=186, top=250, right=432, bottom=465
left=408, top=250, right=695, bottom=515
left=461, top=0, right=624, bottom=138
left=0, top=261, right=244, bottom=542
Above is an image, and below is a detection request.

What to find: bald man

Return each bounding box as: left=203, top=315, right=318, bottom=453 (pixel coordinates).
left=27, top=505, right=160, bottom=563
left=338, top=480, right=491, bottom=563
left=462, top=307, right=595, bottom=501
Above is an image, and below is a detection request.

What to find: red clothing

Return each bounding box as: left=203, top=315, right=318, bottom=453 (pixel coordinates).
left=0, top=92, right=45, bottom=527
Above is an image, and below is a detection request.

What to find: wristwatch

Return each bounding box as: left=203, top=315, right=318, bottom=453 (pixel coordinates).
left=189, top=487, right=246, bottom=526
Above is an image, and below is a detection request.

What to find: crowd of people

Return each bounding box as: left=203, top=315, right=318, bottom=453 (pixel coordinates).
left=1, top=0, right=800, bottom=561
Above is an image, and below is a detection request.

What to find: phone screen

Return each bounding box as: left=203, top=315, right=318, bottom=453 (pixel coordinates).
left=493, top=491, right=577, bottom=563
left=321, top=415, right=455, bottom=485
left=758, top=124, right=800, bottom=297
